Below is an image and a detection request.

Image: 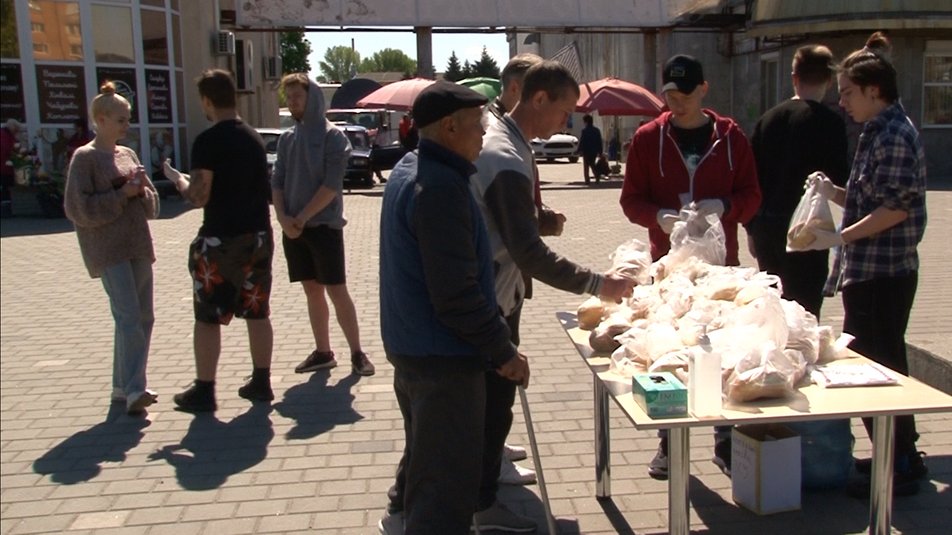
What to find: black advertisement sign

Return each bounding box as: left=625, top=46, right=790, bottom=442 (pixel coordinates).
left=36, top=65, right=86, bottom=123
left=97, top=67, right=139, bottom=123
left=0, top=63, right=26, bottom=123
left=145, top=69, right=172, bottom=123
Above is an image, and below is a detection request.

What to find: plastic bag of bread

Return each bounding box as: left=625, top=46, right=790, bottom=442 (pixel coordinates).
left=726, top=344, right=801, bottom=402
left=588, top=313, right=631, bottom=353
left=609, top=239, right=652, bottom=285
left=787, top=177, right=836, bottom=252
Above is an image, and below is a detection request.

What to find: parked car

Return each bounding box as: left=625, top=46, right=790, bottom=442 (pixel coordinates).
left=340, top=125, right=374, bottom=188
left=255, top=127, right=282, bottom=180
left=279, top=108, right=294, bottom=130
left=530, top=133, right=580, bottom=163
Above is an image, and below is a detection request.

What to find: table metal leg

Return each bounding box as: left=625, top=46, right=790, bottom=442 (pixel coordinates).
left=594, top=378, right=610, bottom=498
left=869, top=415, right=895, bottom=535
left=668, top=427, right=690, bottom=535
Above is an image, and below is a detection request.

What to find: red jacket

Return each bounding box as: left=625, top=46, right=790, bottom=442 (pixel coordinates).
left=620, top=109, right=761, bottom=265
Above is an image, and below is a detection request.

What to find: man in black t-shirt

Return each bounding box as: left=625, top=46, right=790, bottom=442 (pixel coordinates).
left=748, top=45, right=849, bottom=317
left=163, top=69, right=275, bottom=413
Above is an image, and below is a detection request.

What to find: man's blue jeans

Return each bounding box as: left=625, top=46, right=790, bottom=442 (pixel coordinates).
left=100, top=258, right=154, bottom=397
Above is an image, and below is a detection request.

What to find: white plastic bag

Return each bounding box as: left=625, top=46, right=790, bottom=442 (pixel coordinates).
left=609, top=239, right=653, bottom=285
left=786, top=180, right=836, bottom=252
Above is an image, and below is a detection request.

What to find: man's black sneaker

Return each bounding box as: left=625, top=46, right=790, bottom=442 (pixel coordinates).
left=855, top=451, right=928, bottom=479
left=351, top=351, right=376, bottom=376
left=648, top=440, right=668, bottom=480
left=713, top=437, right=732, bottom=477
left=846, top=471, right=921, bottom=498
left=295, top=350, right=337, bottom=373
left=238, top=378, right=274, bottom=402
left=173, top=382, right=217, bottom=413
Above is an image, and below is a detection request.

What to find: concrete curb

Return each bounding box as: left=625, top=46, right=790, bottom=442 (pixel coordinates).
left=909, top=343, right=952, bottom=395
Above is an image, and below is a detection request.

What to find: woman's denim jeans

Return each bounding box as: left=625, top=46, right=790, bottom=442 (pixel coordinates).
left=100, top=258, right=154, bottom=397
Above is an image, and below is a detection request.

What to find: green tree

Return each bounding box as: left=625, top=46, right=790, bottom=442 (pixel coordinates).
left=461, top=60, right=474, bottom=80
left=471, top=46, right=500, bottom=78
left=279, top=31, right=311, bottom=74
left=318, top=46, right=360, bottom=83
left=0, top=0, right=19, bottom=58
left=358, top=48, right=417, bottom=77
left=443, top=51, right=464, bottom=81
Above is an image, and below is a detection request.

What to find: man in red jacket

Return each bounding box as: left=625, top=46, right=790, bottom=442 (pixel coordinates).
left=619, top=55, right=761, bottom=479
left=620, top=55, right=761, bottom=266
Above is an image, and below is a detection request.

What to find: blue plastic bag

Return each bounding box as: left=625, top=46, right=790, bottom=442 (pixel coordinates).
left=786, top=419, right=854, bottom=489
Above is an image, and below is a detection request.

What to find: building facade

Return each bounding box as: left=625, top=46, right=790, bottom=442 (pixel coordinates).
left=0, top=0, right=281, bottom=179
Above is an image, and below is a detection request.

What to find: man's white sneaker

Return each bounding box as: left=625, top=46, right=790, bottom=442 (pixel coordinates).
left=472, top=501, right=537, bottom=532
left=498, top=457, right=536, bottom=485
left=126, top=389, right=157, bottom=415
left=503, top=443, right=527, bottom=462
left=377, top=510, right=404, bottom=535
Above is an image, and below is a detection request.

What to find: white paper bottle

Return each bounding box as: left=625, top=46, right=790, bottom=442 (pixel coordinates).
left=689, top=333, right=722, bottom=418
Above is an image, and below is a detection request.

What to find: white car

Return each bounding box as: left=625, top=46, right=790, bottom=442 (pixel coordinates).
left=255, top=127, right=283, bottom=178
left=531, top=133, right=580, bottom=163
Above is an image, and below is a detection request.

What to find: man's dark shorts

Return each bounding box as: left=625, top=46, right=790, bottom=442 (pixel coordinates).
left=282, top=225, right=346, bottom=285
left=189, top=231, right=273, bottom=325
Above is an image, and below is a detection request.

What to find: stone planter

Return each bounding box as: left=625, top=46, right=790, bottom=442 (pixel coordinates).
left=10, top=186, right=64, bottom=218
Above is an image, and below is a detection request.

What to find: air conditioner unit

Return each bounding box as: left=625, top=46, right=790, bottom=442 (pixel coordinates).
left=215, top=30, right=235, bottom=55
left=264, top=56, right=281, bottom=81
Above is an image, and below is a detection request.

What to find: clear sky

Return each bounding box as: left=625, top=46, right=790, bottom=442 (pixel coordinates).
left=306, top=29, right=510, bottom=78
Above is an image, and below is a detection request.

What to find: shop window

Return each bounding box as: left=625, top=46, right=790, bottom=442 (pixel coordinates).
left=171, top=13, right=182, bottom=68
left=760, top=52, right=780, bottom=114
left=92, top=4, right=134, bottom=63
left=0, top=0, right=19, bottom=58
left=141, top=8, right=168, bottom=65
left=142, top=0, right=165, bottom=6
left=923, top=41, right=951, bottom=127
left=29, top=1, right=82, bottom=62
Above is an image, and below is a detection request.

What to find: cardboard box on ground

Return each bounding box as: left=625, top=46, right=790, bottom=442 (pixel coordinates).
left=732, top=424, right=802, bottom=515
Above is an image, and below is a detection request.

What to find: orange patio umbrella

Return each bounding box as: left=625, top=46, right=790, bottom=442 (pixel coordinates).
left=356, top=78, right=436, bottom=111
left=576, top=77, right=664, bottom=116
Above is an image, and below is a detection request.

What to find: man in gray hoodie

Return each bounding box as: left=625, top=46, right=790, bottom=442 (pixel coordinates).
left=272, top=73, right=375, bottom=377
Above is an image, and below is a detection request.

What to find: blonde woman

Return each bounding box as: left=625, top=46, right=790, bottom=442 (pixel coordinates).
left=64, top=82, right=159, bottom=415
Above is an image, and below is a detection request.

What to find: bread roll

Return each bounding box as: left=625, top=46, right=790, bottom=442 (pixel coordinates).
left=577, top=296, right=605, bottom=330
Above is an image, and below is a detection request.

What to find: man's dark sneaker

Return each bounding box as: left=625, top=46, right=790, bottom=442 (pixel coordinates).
left=237, top=378, right=274, bottom=402
left=173, top=382, right=217, bottom=413
left=351, top=351, right=376, bottom=376
left=295, top=350, right=337, bottom=373
left=846, top=470, right=921, bottom=499
left=713, top=437, right=732, bottom=477
left=855, top=451, right=928, bottom=479
left=648, top=439, right=668, bottom=480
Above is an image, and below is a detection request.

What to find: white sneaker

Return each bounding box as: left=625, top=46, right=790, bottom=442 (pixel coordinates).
left=472, top=501, right=537, bottom=532
left=498, top=457, right=536, bottom=485
left=503, top=443, right=527, bottom=462
left=126, top=389, right=157, bottom=415
left=377, top=510, right=404, bottom=535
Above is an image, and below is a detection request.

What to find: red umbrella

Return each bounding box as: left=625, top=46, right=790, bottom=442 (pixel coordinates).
left=356, top=78, right=436, bottom=111
left=576, top=77, right=664, bottom=116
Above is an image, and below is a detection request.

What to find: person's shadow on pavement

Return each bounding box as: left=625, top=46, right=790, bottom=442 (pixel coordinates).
left=147, top=403, right=273, bottom=490
left=33, top=403, right=149, bottom=484
left=274, top=370, right=364, bottom=440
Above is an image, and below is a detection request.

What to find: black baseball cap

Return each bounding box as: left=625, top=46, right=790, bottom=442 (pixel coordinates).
left=662, top=55, right=704, bottom=94
left=412, top=81, right=488, bottom=129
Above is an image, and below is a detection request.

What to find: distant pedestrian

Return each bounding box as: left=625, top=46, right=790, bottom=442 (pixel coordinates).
left=272, top=73, right=375, bottom=377
left=579, top=114, right=603, bottom=184
left=64, top=81, right=159, bottom=416
left=748, top=44, right=849, bottom=317
left=164, top=69, right=275, bottom=413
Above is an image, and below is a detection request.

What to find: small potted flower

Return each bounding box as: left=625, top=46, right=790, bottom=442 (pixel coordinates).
left=6, top=143, right=39, bottom=186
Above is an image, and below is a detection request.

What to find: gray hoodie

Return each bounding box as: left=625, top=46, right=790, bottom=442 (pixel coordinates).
left=271, top=78, right=351, bottom=228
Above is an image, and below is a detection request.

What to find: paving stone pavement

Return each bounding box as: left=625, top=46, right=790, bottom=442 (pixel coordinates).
left=1, top=162, right=950, bottom=534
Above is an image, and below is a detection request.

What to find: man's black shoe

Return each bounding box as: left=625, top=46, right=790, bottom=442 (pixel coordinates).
left=648, top=440, right=668, bottom=480
left=238, top=378, right=274, bottom=402
left=855, top=451, right=927, bottom=479
left=173, top=382, right=217, bottom=413
left=713, top=437, right=732, bottom=477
